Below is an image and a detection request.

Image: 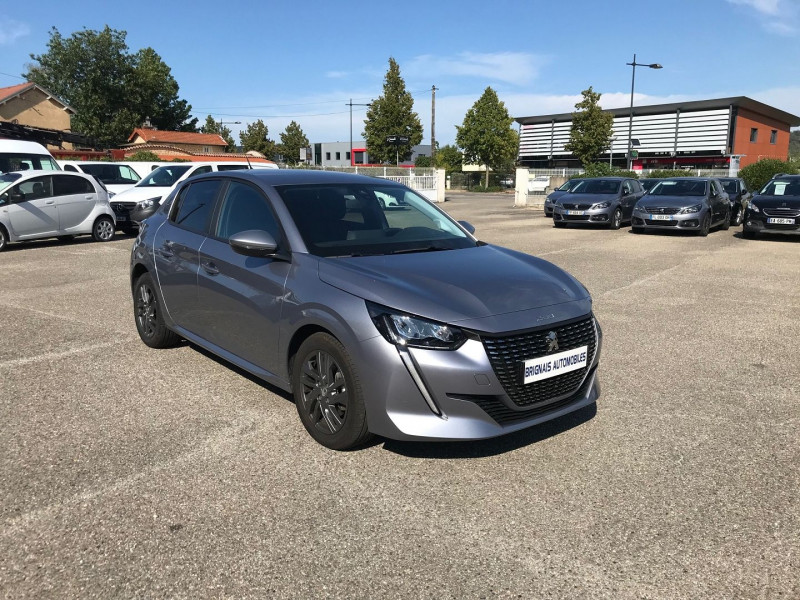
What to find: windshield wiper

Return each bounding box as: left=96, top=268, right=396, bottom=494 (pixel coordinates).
left=389, top=245, right=453, bottom=255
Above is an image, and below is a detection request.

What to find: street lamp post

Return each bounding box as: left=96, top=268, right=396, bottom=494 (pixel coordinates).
left=609, top=135, right=618, bottom=167
left=347, top=99, right=371, bottom=166
left=626, top=54, right=662, bottom=169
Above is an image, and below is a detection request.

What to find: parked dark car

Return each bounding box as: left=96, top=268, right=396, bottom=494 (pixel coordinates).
left=543, top=178, right=582, bottom=217
left=718, top=177, right=751, bottom=226
left=640, top=178, right=663, bottom=193
left=742, top=175, right=800, bottom=239
left=130, top=170, right=601, bottom=449
left=631, top=177, right=731, bottom=236
left=552, top=177, right=644, bottom=229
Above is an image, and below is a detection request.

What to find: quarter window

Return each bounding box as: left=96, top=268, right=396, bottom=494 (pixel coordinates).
left=172, top=180, right=222, bottom=233
left=215, top=181, right=279, bottom=241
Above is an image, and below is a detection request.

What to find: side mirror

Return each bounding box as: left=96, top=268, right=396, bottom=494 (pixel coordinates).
left=9, top=191, right=24, bottom=202
left=229, top=229, right=278, bottom=257
left=458, top=220, right=476, bottom=235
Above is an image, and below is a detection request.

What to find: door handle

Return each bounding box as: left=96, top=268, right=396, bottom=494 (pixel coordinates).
left=159, top=240, right=175, bottom=258
left=84, top=195, right=94, bottom=200
left=45, top=200, right=55, bottom=205
left=201, top=260, right=219, bottom=275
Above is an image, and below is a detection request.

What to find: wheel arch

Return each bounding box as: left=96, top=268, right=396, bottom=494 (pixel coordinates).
left=286, top=324, right=339, bottom=378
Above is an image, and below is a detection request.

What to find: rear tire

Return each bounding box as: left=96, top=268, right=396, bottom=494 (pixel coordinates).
left=92, top=216, right=115, bottom=242
left=721, top=208, right=731, bottom=230
left=732, top=206, right=743, bottom=226
left=292, top=333, right=373, bottom=450
left=133, top=273, right=181, bottom=348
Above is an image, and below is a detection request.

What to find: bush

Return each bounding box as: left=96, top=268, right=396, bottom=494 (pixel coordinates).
left=469, top=185, right=504, bottom=193
left=570, top=162, right=639, bottom=180
left=738, top=158, right=798, bottom=192
left=645, top=169, right=689, bottom=179
left=126, top=150, right=162, bottom=162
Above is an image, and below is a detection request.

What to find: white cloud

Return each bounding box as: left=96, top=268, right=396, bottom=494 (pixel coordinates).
left=0, top=17, right=30, bottom=45
left=325, top=71, right=349, bottom=79
left=727, top=0, right=781, bottom=15
left=406, top=52, right=548, bottom=86
left=727, top=0, right=798, bottom=34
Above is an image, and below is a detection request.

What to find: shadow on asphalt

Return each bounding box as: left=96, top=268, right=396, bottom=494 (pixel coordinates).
left=381, top=402, right=597, bottom=459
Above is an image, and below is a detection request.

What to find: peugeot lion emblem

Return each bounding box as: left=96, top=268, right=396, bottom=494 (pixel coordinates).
left=546, top=331, right=559, bottom=353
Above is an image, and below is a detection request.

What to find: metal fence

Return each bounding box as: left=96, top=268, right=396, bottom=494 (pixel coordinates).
left=289, top=165, right=438, bottom=190
left=525, top=167, right=735, bottom=178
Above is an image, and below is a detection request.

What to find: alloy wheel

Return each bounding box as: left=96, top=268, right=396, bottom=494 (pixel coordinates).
left=135, top=282, right=158, bottom=339
left=95, top=218, right=114, bottom=241
left=299, top=350, right=349, bottom=435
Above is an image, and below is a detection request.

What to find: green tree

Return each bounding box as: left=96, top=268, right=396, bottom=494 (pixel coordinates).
left=201, top=115, right=236, bottom=152
left=279, top=121, right=309, bottom=166
left=238, top=119, right=277, bottom=160
left=434, top=144, right=463, bottom=173
left=564, top=87, right=613, bottom=167
left=362, top=58, right=423, bottom=164
left=455, top=87, right=518, bottom=187
left=414, top=155, right=432, bottom=167
left=738, top=158, right=798, bottom=192
left=126, top=150, right=161, bottom=162
left=789, top=129, right=800, bottom=158
left=25, top=26, right=195, bottom=147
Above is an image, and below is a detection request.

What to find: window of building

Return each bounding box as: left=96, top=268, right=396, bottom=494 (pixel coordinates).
left=335, top=152, right=341, bottom=160
left=770, top=130, right=778, bottom=144
left=346, top=152, right=351, bottom=161
left=750, top=128, right=758, bottom=143
left=325, top=152, right=331, bottom=160
left=354, top=151, right=365, bottom=165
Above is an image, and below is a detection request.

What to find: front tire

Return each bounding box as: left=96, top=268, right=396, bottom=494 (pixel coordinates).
left=554, top=221, right=567, bottom=228
left=742, top=230, right=757, bottom=239
left=632, top=226, right=645, bottom=234
left=133, top=273, right=180, bottom=348
left=92, top=216, right=115, bottom=242
left=0, top=226, right=7, bottom=252
left=732, top=206, right=743, bottom=226
left=697, top=212, right=711, bottom=237
left=721, top=208, right=731, bottom=230
left=292, top=333, right=372, bottom=450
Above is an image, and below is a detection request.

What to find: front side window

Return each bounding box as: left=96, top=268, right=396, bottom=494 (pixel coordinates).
left=53, top=174, right=93, bottom=196
left=215, top=181, right=279, bottom=241
left=138, top=165, right=192, bottom=187
left=279, top=183, right=475, bottom=257
left=172, top=179, right=222, bottom=233
left=721, top=180, right=739, bottom=195
left=188, top=166, right=212, bottom=178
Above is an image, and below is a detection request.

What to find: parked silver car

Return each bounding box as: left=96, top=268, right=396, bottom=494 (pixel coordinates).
left=543, top=179, right=582, bottom=217
left=130, top=170, right=602, bottom=449
left=631, top=177, right=731, bottom=236
left=552, top=177, right=644, bottom=229
left=0, top=170, right=115, bottom=251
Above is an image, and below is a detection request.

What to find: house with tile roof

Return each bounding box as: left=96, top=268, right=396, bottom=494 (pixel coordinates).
left=0, top=82, right=77, bottom=149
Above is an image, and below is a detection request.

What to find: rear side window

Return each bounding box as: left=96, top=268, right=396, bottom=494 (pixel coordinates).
left=53, top=174, right=93, bottom=196
left=172, top=180, right=222, bottom=233
left=217, top=164, right=250, bottom=172
left=187, top=165, right=213, bottom=178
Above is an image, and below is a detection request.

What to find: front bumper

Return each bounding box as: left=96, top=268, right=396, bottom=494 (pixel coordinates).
left=631, top=210, right=702, bottom=230
left=743, top=210, right=800, bottom=236
left=553, top=206, right=613, bottom=225
left=357, top=313, right=602, bottom=441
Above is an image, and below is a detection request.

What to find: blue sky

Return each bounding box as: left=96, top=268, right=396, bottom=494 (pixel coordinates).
left=1, top=0, right=799, bottom=146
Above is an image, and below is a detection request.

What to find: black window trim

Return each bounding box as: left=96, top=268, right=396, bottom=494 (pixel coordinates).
left=168, top=178, right=226, bottom=235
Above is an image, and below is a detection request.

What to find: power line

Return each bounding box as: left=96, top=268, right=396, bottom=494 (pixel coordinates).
left=191, top=88, right=433, bottom=112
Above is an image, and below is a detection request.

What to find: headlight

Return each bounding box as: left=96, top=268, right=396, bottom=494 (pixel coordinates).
left=679, top=203, right=703, bottom=214
left=748, top=202, right=760, bottom=213
left=591, top=201, right=611, bottom=209
left=633, top=204, right=646, bottom=212
left=367, top=302, right=466, bottom=350
left=136, top=197, right=160, bottom=210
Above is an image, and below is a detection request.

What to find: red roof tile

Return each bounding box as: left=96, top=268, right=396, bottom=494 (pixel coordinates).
left=0, top=82, right=34, bottom=103
left=128, top=128, right=227, bottom=146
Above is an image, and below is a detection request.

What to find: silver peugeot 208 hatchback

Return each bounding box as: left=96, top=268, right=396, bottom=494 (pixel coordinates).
left=130, top=170, right=602, bottom=449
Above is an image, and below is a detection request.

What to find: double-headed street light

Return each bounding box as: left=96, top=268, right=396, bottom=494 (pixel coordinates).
left=626, top=54, right=662, bottom=169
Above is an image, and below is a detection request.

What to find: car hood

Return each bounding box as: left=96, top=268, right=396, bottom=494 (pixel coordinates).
left=111, top=185, right=172, bottom=203
left=318, top=245, right=590, bottom=327
left=637, top=195, right=706, bottom=208
left=559, top=192, right=618, bottom=203
left=750, top=195, right=800, bottom=209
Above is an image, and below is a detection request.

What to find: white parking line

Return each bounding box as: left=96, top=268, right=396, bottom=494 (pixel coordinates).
left=0, top=340, right=125, bottom=369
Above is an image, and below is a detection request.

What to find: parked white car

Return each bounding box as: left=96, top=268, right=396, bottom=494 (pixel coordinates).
left=58, top=161, right=142, bottom=196
left=0, top=140, right=60, bottom=173
left=0, top=170, right=116, bottom=251
left=110, top=161, right=278, bottom=233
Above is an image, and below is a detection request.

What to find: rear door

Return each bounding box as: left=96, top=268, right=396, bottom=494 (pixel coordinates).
left=153, top=179, right=223, bottom=333
left=4, top=175, right=59, bottom=238
left=53, top=174, right=97, bottom=231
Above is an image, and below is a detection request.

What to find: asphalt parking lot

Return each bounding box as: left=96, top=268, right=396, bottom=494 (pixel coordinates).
left=1, top=191, right=798, bottom=599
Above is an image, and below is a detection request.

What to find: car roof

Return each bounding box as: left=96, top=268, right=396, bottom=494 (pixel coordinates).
left=190, top=168, right=406, bottom=188
left=3, top=169, right=91, bottom=179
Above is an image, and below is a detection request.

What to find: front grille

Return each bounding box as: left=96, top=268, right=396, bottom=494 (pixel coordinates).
left=481, top=316, right=597, bottom=408
left=763, top=208, right=800, bottom=218
left=111, top=201, right=137, bottom=217
left=563, top=203, right=592, bottom=210
left=645, top=219, right=679, bottom=226
left=564, top=214, right=591, bottom=221
left=643, top=206, right=681, bottom=214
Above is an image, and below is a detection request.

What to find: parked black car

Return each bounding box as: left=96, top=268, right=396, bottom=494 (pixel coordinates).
left=552, top=177, right=645, bottom=229
left=718, top=177, right=751, bottom=226
left=742, top=175, right=800, bottom=239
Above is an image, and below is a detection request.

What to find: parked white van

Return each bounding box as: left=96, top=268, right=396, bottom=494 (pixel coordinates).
left=58, top=160, right=142, bottom=196
left=0, top=140, right=60, bottom=173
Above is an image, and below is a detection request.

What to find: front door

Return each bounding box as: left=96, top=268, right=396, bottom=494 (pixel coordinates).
left=3, top=175, right=59, bottom=238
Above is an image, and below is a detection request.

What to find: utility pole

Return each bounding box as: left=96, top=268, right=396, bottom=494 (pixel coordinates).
left=431, top=85, right=438, bottom=162
left=347, top=99, right=371, bottom=166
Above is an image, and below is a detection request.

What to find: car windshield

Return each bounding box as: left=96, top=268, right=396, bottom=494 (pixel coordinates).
left=720, top=180, right=739, bottom=194
left=558, top=180, right=581, bottom=191
left=279, top=183, right=476, bottom=258
left=649, top=180, right=707, bottom=196
left=759, top=180, right=800, bottom=196
left=137, top=165, right=192, bottom=187
left=78, top=163, right=140, bottom=185
left=641, top=179, right=661, bottom=191
left=0, top=153, right=59, bottom=174
left=570, top=179, right=620, bottom=194
left=0, top=172, right=23, bottom=194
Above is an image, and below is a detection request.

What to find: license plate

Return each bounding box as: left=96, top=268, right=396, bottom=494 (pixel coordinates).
left=767, top=217, right=795, bottom=225
left=649, top=214, right=672, bottom=221
left=523, top=345, right=589, bottom=384
left=116, top=215, right=127, bottom=222
left=565, top=210, right=585, bottom=216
